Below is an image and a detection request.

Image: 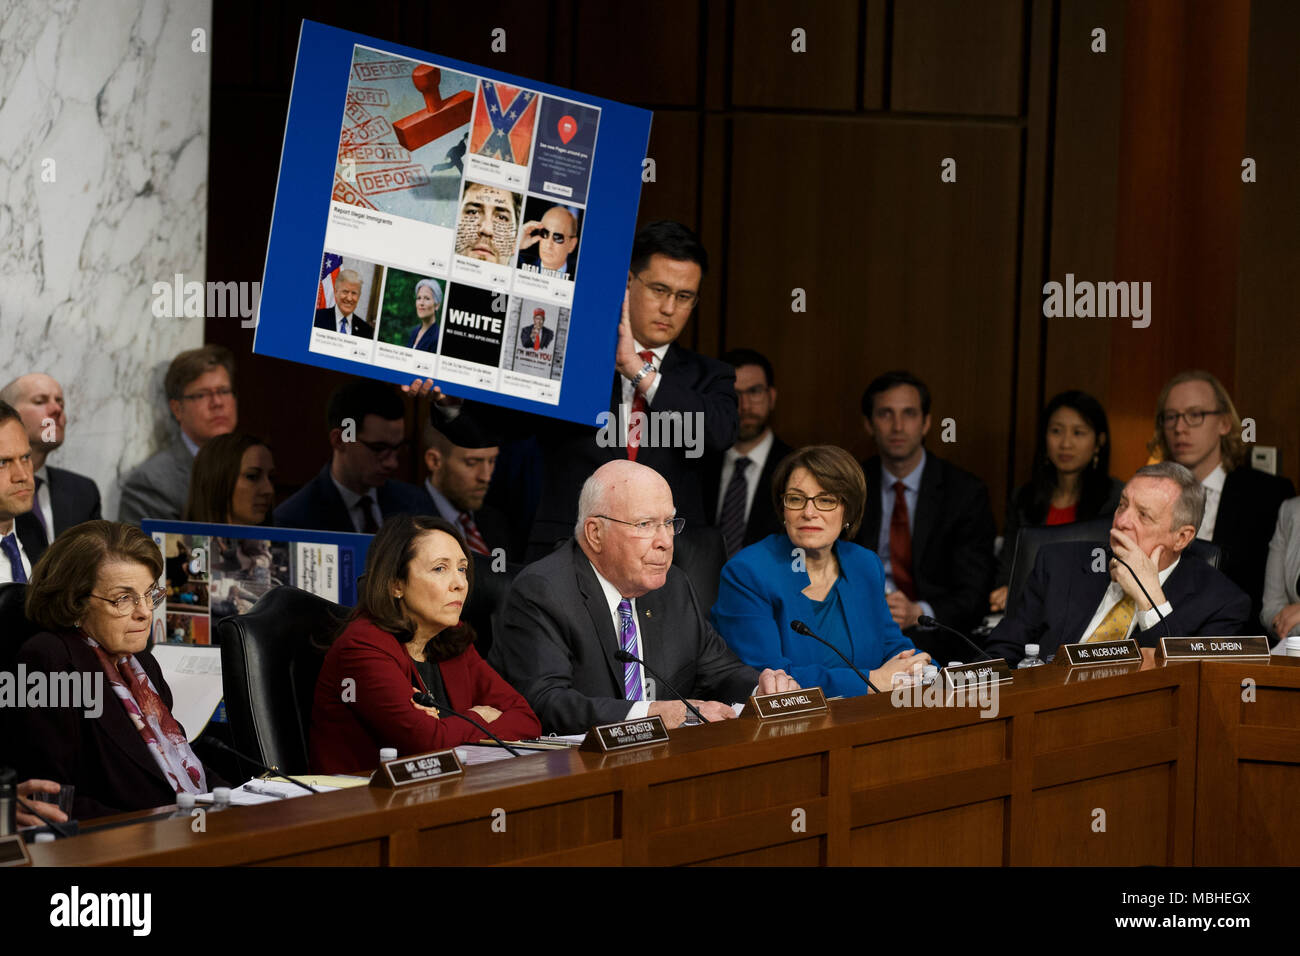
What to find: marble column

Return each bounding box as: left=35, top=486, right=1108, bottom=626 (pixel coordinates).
left=0, top=0, right=212, bottom=519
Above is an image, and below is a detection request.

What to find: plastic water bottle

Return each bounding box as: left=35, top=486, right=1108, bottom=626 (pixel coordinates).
left=1017, top=643, right=1045, bottom=668
left=1286, top=636, right=1300, bottom=658
left=212, top=787, right=232, bottom=808
left=379, top=747, right=397, bottom=764
left=171, top=792, right=198, bottom=819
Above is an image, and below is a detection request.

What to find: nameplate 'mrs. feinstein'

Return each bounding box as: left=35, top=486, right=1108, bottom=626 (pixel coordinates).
left=580, top=715, right=670, bottom=752
left=1159, top=636, right=1272, bottom=661
left=1060, top=639, right=1142, bottom=666
left=371, top=748, right=464, bottom=788
left=744, top=686, right=828, bottom=720
left=942, top=659, right=1013, bottom=688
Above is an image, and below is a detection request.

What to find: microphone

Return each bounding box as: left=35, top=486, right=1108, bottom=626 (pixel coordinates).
left=1106, top=549, right=1172, bottom=641
left=206, top=738, right=320, bottom=795
left=789, top=620, right=882, bottom=694
left=613, top=649, right=710, bottom=724
left=916, top=615, right=997, bottom=663
left=411, top=692, right=524, bottom=757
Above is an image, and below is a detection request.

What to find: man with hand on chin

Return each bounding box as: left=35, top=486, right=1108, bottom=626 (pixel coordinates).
left=490, top=460, right=797, bottom=735
left=985, top=462, right=1250, bottom=665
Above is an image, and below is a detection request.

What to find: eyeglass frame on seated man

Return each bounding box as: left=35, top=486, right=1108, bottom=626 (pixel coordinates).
left=593, top=514, right=686, bottom=538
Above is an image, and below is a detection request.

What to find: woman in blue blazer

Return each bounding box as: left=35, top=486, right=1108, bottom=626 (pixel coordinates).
left=711, top=445, right=931, bottom=697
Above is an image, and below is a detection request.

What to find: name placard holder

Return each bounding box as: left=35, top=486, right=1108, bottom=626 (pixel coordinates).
left=1059, top=639, right=1142, bottom=667
left=740, top=686, right=828, bottom=719
left=1158, top=636, right=1272, bottom=661
left=370, top=748, right=464, bottom=788
left=0, top=834, right=32, bottom=867
left=942, top=659, right=1013, bottom=689
left=580, top=715, right=671, bottom=753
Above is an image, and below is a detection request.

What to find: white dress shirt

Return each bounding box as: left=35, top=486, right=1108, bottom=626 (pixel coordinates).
left=0, top=527, right=32, bottom=584
left=715, top=430, right=775, bottom=525
left=588, top=562, right=651, bottom=719
left=1079, top=557, right=1180, bottom=642
left=331, top=476, right=381, bottom=534
left=1197, top=464, right=1226, bottom=541
left=877, top=450, right=935, bottom=618
left=180, top=430, right=201, bottom=457
left=333, top=305, right=356, bottom=335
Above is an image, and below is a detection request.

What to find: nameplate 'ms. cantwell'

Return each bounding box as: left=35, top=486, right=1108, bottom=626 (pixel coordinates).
left=742, top=686, right=828, bottom=719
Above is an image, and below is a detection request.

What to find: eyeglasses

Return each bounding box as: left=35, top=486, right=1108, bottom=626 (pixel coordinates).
left=535, top=227, right=572, bottom=244
left=737, top=385, right=770, bottom=401
left=357, top=439, right=403, bottom=458
left=1158, top=408, right=1222, bottom=429
left=595, top=515, right=686, bottom=538
left=180, top=387, right=235, bottom=404
left=782, top=492, right=842, bottom=512
left=90, top=584, right=167, bottom=615
left=632, top=273, right=699, bottom=307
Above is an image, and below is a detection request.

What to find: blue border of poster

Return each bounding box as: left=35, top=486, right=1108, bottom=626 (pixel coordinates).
left=253, top=19, right=652, bottom=427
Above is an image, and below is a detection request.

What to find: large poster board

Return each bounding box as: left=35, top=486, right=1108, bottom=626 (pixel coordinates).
left=254, top=20, right=651, bottom=424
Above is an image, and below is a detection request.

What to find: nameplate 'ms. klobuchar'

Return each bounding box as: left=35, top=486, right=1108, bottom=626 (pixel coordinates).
left=371, top=748, right=464, bottom=788
left=580, top=715, right=670, bottom=752
left=1058, top=639, right=1142, bottom=666
left=741, top=686, right=828, bottom=719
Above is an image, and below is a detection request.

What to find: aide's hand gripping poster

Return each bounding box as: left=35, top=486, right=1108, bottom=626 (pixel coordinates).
left=254, top=20, right=651, bottom=425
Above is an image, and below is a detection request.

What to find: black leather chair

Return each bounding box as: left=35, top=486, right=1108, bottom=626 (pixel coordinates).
left=1005, top=517, right=1222, bottom=613
left=0, top=583, right=37, bottom=677
left=671, top=525, right=727, bottom=614
left=216, top=586, right=349, bottom=775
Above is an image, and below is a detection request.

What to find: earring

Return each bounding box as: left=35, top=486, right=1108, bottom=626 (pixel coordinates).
left=1091, top=450, right=1099, bottom=468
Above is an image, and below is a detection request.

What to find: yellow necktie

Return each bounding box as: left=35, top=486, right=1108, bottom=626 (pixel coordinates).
left=1086, top=595, right=1136, bottom=643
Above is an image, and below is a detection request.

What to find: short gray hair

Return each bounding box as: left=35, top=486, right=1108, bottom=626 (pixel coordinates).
left=1133, top=462, right=1205, bottom=531
left=574, top=472, right=609, bottom=539
left=337, top=268, right=362, bottom=287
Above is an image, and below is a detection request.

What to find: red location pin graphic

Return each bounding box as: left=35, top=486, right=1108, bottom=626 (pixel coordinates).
left=557, top=115, right=577, bottom=144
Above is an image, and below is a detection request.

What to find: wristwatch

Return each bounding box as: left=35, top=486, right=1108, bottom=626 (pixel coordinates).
left=630, top=361, right=656, bottom=387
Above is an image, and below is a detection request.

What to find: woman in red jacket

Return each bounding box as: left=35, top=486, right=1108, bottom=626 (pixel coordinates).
left=310, top=514, right=540, bottom=772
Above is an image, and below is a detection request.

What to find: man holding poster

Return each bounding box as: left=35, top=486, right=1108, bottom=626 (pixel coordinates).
left=427, top=220, right=738, bottom=560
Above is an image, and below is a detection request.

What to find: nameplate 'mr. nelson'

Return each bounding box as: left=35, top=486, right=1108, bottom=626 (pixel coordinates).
left=371, top=748, right=464, bottom=788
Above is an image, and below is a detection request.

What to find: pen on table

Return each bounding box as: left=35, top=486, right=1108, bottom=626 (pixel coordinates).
left=243, top=783, right=288, bottom=799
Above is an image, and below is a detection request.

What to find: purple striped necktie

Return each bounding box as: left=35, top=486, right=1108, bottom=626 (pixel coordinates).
left=617, top=598, right=643, bottom=701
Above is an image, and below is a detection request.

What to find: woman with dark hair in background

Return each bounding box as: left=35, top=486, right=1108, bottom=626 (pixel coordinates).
left=309, top=514, right=539, bottom=772
left=988, top=390, right=1123, bottom=612
left=184, top=432, right=275, bottom=526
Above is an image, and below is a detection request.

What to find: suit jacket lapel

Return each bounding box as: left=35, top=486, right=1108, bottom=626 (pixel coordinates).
left=69, top=639, right=172, bottom=787
left=572, top=545, right=623, bottom=691
left=636, top=588, right=668, bottom=687
left=911, top=455, right=941, bottom=569
left=316, top=466, right=355, bottom=533
left=1061, top=552, right=1116, bottom=644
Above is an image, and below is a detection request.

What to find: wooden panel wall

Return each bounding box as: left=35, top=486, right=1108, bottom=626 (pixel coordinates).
left=206, top=0, right=1293, bottom=525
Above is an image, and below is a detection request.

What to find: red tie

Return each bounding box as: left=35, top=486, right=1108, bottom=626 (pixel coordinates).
left=889, top=480, right=917, bottom=600
left=627, top=350, right=655, bottom=462
left=533, top=330, right=541, bottom=349
left=458, top=512, right=490, bottom=556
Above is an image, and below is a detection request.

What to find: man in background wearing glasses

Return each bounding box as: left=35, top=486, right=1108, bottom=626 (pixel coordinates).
left=119, top=345, right=239, bottom=524
left=492, top=460, right=797, bottom=735
left=433, top=219, right=739, bottom=561
left=274, top=380, right=433, bottom=534
left=1148, top=369, right=1294, bottom=625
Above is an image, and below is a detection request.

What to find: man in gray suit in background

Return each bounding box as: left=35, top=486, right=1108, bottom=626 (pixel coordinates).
left=118, top=345, right=238, bottom=523
left=491, top=460, right=797, bottom=735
